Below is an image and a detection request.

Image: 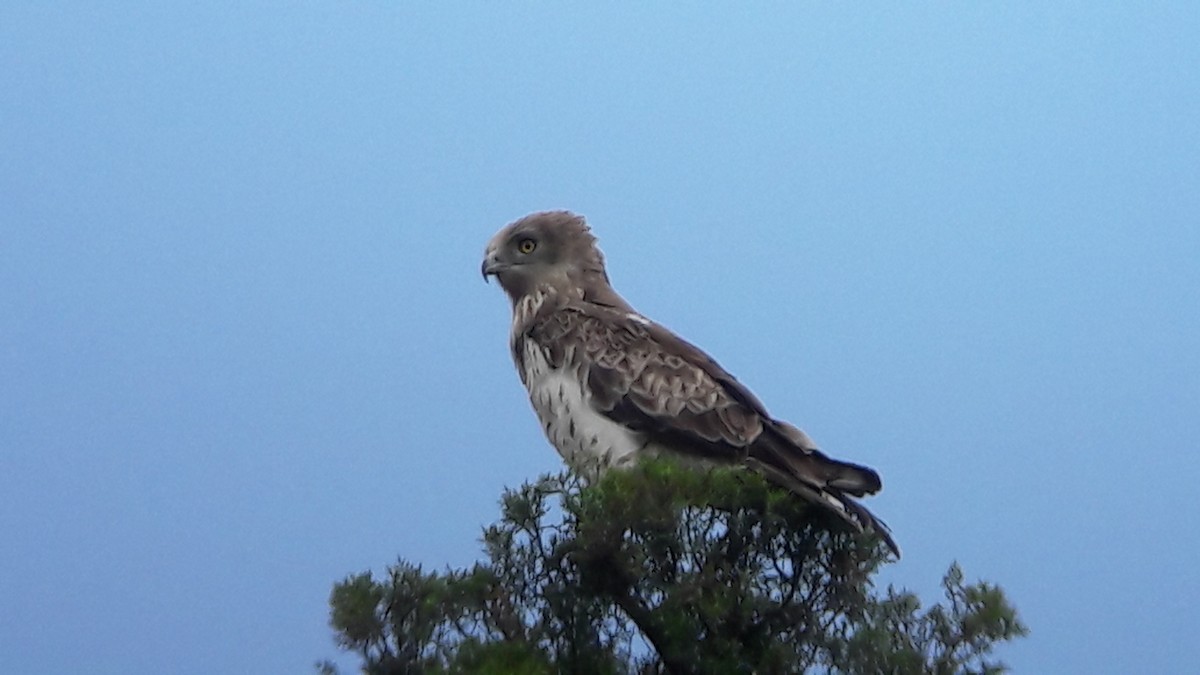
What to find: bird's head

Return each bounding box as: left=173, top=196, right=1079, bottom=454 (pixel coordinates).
left=482, top=211, right=630, bottom=310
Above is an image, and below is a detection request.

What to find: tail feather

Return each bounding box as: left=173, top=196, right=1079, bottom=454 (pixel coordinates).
left=843, top=499, right=900, bottom=558
left=746, top=458, right=900, bottom=557
left=747, top=421, right=900, bottom=558
left=773, top=421, right=881, bottom=496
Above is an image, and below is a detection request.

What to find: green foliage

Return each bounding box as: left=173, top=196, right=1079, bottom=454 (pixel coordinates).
left=322, top=460, right=1026, bottom=674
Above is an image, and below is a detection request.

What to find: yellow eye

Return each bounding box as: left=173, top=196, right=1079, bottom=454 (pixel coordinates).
left=517, top=238, right=537, bottom=254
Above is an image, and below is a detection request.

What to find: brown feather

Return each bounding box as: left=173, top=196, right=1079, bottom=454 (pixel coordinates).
left=485, top=211, right=899, bottom=557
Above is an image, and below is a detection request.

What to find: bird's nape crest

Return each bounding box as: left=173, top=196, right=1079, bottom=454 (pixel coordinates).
left=490, top=210, right=631, bottom=311
left=512, top=210, right=605, bottom=273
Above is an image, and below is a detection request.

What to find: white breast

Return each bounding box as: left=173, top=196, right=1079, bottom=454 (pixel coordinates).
left=519, top=340, right=646, bottom=475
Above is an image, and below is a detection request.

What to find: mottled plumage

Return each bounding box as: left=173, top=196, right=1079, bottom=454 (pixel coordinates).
left=482, top=210, right=898, bottom=556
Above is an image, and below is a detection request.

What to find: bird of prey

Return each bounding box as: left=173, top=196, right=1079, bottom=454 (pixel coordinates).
left=482, top=210, right=897, bottom=556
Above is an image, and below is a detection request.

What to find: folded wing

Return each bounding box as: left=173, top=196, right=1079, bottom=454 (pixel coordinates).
left=526, top=302, right=898, bottom=555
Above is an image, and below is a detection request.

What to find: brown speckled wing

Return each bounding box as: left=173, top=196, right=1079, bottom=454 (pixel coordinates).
left=522, top=299, right=898, bottom=556
left=526, top=302, right=767, bottom=460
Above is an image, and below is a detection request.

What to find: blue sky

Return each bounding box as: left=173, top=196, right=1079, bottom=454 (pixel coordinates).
left=2, top=4, right=1197, bottom=673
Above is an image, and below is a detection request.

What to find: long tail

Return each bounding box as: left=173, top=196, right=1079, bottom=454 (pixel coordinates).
left=748, top=421, right=900, bottom=558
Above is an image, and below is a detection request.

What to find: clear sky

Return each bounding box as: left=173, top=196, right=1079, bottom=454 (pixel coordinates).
left=2, top=4, right=1197, bottom=673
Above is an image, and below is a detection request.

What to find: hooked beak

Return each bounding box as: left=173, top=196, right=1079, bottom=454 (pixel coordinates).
left=481, top=249, right=507, bottom=282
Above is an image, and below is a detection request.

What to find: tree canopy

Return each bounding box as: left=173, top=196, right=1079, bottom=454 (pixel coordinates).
left=321, top=460, right=1025, bottom=674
